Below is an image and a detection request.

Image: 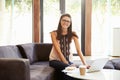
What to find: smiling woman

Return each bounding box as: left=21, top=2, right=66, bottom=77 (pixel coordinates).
left=49, top=13, right=89, bottom=80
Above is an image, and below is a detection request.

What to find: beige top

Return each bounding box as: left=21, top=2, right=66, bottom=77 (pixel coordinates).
left=49, top=43, right=73, bottom=62
left=49, top=31, right=87, bottom=65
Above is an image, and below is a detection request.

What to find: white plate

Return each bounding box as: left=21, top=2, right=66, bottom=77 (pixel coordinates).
left=62, top=67, right=77, bottom=73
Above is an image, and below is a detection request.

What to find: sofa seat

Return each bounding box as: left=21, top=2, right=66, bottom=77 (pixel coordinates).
left=30, top=62, right=55, bottom=80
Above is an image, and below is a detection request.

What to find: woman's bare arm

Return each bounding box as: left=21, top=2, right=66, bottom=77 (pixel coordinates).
left=73, top=36, right=87, bottom=65
left=50, top=31, right=68, bottom=64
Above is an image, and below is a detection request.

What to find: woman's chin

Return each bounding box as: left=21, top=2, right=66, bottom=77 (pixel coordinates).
left=62, top=26, right=69, bottom=29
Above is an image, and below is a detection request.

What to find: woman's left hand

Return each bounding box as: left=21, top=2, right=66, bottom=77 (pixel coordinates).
left=86, top=64, right=91, bottom=69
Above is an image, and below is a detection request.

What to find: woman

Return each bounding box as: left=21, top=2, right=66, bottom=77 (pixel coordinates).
left=49, top=13, right=89, bottom=80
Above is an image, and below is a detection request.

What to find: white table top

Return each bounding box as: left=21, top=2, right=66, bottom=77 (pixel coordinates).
left=64, top=69, right=120, bottom=80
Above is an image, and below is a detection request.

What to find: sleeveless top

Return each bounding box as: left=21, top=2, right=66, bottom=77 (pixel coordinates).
left=59, top=35, right=70, bottom=61
left=49, top=34, right=73, bottom=62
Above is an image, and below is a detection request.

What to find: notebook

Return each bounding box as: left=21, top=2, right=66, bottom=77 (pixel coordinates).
left=86, top=58, right=109, bottom=73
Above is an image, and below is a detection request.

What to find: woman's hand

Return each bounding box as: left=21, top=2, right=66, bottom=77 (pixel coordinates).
left=62, top=60, right=69, bottom=64
left=85, top=64, right=91, bottom=69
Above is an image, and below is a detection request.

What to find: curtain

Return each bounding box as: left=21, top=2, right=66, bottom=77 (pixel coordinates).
left=0, top=0, right=32, bottom=46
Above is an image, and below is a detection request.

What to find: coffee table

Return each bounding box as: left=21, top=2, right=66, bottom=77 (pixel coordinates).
left=64, top=68, right=120, bottom=80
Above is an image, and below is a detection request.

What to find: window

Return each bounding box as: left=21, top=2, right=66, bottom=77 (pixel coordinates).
left=43, top=0, right=82, bottom=53
left=43, top=0, right=60, bottom=43
left=66, top=0, right=82, bottom=53
left=0, top=0, right=32, bottom=45
left=92, top=0, right=120, bottom=56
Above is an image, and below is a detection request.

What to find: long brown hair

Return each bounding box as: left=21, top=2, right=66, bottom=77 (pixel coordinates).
left=56, top=13, right=78, bottom=43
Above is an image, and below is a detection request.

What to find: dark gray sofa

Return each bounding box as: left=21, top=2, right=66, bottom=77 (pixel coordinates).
left=0, top=43, right=120, bottom=80
left=0, top=43, right=55, bottom=80
left=104, top=58, right=120, bottom=70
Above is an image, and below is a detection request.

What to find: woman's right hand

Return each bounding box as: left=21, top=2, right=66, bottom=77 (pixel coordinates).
left=64, top=60, right=69, bottom=64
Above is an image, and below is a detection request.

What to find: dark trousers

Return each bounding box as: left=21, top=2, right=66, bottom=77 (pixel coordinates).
left=49, top=60, right=81, bottom=80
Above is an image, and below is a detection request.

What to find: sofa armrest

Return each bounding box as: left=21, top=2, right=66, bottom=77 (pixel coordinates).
left=0, top=58, right=30, bottom=80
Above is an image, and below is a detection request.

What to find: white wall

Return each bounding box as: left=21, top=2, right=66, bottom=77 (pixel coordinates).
left=112, top=28, right=120, bottom=56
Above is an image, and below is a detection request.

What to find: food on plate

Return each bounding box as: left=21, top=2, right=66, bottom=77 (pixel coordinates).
left=65, top=67, right=76, bottom=71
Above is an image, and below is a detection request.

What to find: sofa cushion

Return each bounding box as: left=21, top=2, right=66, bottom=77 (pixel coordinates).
left=17, top=43, right=38, bottom=64
left=35, top=43, right=52, bottom=61
left=111, top=59, right=120, bottom=70
left=103, top=60, right=115, bottom=69
left=0, top=45, right=22, bottom=58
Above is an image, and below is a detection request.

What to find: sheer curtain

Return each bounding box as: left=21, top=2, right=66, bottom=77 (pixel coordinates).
left=92, top=0, right=120, bottom=56
left=0, top=0, right=12, bottom=45
left=0, top=0, right=32, bottom=46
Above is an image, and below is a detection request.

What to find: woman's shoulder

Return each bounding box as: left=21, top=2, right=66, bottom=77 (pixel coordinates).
left=72, top=31, right=77, bottom=35
left=72, top=31, right=78, bottom=38
left=72, top=31, right=76, bottom=34
left=50, top=30, right=57, bottom=36
left=51, top=30, right=57, bottom=33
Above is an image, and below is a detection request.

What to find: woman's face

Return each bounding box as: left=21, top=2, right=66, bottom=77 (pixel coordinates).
left=60, top=16, right=71, bottom=29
